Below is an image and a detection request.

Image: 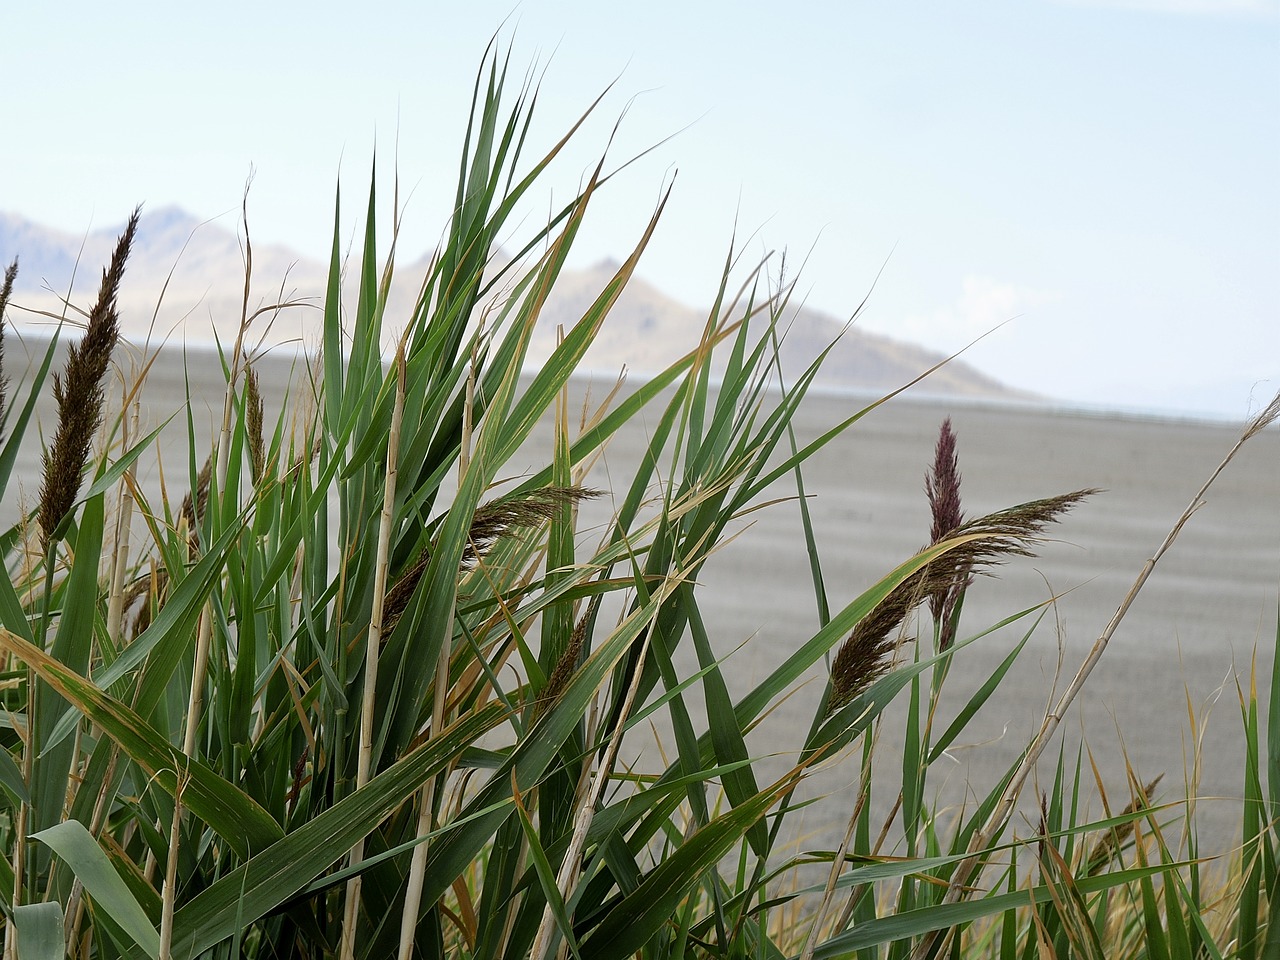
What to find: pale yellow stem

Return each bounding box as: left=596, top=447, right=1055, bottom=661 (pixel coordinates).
left=340, top=340, right=407, bottom=960
left=396, top=341, right=478, bottom=959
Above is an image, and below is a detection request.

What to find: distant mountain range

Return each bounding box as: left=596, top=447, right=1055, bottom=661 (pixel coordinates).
left=0, top=207, right=1026, bottom=401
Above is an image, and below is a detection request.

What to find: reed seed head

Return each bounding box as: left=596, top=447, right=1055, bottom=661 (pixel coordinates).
left=0, top=257, right=16, bottom=433
left=0, top=258, right=15, bottom=316
left=287, top=745, right=310, bottom=818
left=38, top=209, right=139, bottom=548
left=827, top=488, right=1096, bottom=711
left=925, top=418, right=970, bottom=644
left=1083, top=774, right=1162, bottom=876
left=245, top=363, right=266, bottom=483
left=122, top=567, right=168, bottom=641
left=180, top=455, right=213, bottom=557
left=381, top=485, right=602, bottom=642
left=536, top=594, right=602, bottom=719
left=926, top=418, right=964, bottom=547
left=462, top=485, right=601, bottom=566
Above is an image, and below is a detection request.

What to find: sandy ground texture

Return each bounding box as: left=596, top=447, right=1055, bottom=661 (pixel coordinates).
left=4, top=335, right=1277, bottom=862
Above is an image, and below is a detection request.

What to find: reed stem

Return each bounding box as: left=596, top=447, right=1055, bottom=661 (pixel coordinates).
left=339, top=339, right=407, bottom=959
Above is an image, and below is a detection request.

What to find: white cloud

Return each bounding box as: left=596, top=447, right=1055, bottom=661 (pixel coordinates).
left=896, top=276, right=1059, bottom=351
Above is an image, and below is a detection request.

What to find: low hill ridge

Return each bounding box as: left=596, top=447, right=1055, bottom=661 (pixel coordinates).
left=0, top=208, right=1025, bottom=400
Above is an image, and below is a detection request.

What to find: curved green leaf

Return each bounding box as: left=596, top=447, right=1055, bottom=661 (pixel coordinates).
left=33, top=820, right=157, bottom=959
left=0, top=628, right=282, bottom=859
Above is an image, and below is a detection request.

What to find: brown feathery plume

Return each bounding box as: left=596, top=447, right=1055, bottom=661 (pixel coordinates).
left=0, top=257, right=15, bottom=432
left=829, top=577, right=920, bottom=711
left=0, top=258, right=14, bottom=315
left=381, top=485, right=601, bottom=642
left=924, top=419, right=972, bottom=649
left=463, top=485, right=601, bottom=565
left=926, top=418, right=964, bottom=550
left=244, top=362, right=266, bottom=484
left=827, top=488, right=1096, bottom=711
left=38, top=208, right=139, bottom=548
left=1036, top=793, right=1053, bottom=866
left=380, top=549, right=430, bottom=641
left=1083, top=774, right=1163, bottom=877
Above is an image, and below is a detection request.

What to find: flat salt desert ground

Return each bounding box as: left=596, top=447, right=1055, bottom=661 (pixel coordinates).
left=4, top=336, right=1277, bottom=857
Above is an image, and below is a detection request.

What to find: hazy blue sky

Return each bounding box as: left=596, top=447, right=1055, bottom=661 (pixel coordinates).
left=6, top=1, right=1278, bottom=417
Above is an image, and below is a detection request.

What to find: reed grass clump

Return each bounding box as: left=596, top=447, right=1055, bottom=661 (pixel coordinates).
left=0, top=45, right=1273, bottom=960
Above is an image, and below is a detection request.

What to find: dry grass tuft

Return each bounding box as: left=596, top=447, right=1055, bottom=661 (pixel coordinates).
left=1244, top=390, right=1280, bottom=441
left=38, top=208, right=139, bottom=548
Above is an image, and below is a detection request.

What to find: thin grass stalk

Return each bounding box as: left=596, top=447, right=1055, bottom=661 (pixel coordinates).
left=158, top=773, right=186, bottom=960
left=162, top=194, right=257, bottom=943
left=104, top=398, right=141, bottom=645
left=910, top=391, right=1280, bottom=960
left=5, top=556, right=56, bottom=956
left=799, top=712, right=884, bottom=960
left=396, top=344, right=480, bottom=960
left=529, top=618, right=655, bottom=960
left=64, top=397, right=141, bottom=950
left=180, top=189, right=256, bottom=746
left=5, top=712, right=29, bottom=960
left=339, top=339, right=407, bottom=960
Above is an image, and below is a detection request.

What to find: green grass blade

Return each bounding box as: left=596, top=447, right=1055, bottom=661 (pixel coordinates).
left=169, top=702, right=506, bottom=958
left=0, top=330, right=60, bottom=498
left=927, top=621, right=1037, bottom=764
left=0, top=628, right=283, bottom=859
left=579, top=771, right=800, bottom=958
left=11, top=902, right=66, bottom=960
left=33, top=820, right=158, bottom=958
left=808, top=861, right=1193, bottom=957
